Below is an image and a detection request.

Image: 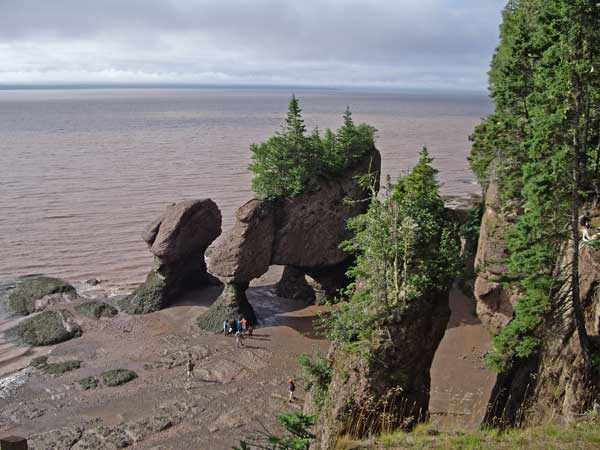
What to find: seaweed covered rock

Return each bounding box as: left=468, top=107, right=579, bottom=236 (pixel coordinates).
left=195, top=282, right=256, bottom=330
left=120, top=199, right=222, bottom=314
left=75, top=300, right=118, bottom=319
left=6, top=275, right=77, bottom=316
left=12, top=309, right=82, bottom=346
left=31, top=357, right=81, bottom=376
left=100, top=369, right=137, bottom=387
left=202, top=149, right=381, bottom=330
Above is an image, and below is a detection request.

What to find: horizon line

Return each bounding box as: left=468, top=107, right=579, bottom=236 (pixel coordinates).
left=0, top=82, right=489, bottom=96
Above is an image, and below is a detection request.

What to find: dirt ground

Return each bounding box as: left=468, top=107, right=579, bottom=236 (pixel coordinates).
left=0, top=271, right=495, bottom=449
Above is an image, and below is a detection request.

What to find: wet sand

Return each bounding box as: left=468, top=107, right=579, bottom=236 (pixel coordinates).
left=0, top=273, right=494, bottom=448
left=0, top=277, right=329, bottom=450
left=430, top=287, right=496, bottom=430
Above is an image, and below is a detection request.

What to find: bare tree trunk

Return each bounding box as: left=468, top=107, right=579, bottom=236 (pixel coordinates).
left=570, top=87, right=588, bottom=348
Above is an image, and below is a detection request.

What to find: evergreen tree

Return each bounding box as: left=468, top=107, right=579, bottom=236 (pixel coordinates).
left=249, top=97, right=376, bottom=200
left=325, top=149, right=460, bottom=348
left=470, top=0, right=600, bottom=370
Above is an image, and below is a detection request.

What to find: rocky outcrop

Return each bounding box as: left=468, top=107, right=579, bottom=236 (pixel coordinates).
left=312, top=287, right=451, bottom=450
left=119, top=199, right=222, bottom=314
left=201, top=149, right=381, bottom=330
left=484, top=240, right=597, bottom=426
left=473, top=175, right=520, bottom=332
left=10, top=309, right=82, bottom=346
left=5, top=276, right=78, bottom=316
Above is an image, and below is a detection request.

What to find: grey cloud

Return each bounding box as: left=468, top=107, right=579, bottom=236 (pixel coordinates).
left=0, top=0, right=506, bottom=89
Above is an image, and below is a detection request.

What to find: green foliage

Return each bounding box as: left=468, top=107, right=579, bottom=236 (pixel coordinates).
left=234, top=414, right=315, bottom=450
left=249, top=96, right=376, bottom=200
left=298, top=352, right=332, bottom=409
left=322, top=148, right=460, bottom=349
left=470, top=0, right=600, bottom=370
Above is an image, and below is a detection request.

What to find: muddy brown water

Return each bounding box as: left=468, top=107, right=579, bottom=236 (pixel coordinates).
left=0, top=88, right=491, bottom=292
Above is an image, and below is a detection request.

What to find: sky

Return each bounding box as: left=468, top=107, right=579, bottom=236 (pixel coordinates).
left=0, top=0, right=507, bottom=91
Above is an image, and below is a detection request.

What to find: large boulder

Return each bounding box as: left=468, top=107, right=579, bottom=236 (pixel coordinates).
left=120, top=199, right=222, bottom=314
left=11, top=309, right=82, bottom=346
left=202, top=149, right=381, bottom=330
left=5, top=276, right=77, bottom=316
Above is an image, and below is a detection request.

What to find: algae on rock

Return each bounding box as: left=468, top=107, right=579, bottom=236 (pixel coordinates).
left=11, top=309, right=82, bottom=346
left=6, top=275, right=77, bottom=316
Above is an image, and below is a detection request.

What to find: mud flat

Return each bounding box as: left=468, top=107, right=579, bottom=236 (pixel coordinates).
left=0, top=276, right=328, bottom=450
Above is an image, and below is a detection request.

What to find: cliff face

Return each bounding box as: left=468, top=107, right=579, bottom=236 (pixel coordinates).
left=473, top=173, right=520, bottom=333
left=484, top=242, right=598, bottom=425
left=475, top=183, right=600, bottom=425
left=197, top=149, right=381, bottom=330
left=312, top=286, right=451, bottom=450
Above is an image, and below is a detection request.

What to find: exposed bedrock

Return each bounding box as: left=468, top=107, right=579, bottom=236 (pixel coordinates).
left=483, top=242, right=599, bottom=426
left=312, top=287, right=451, bottom=450
left=475, top=186, right=600, bottom=425
left=202, top=149, right=381, bottom=330
left=473, top=172, right=520, bottom=333
left=119, top=199, right=222, bottom=314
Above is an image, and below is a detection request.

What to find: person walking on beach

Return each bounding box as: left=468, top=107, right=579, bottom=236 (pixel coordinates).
left=247, top=324, right=254, bottom=338
left=223, top=320, right=229, bottom=335
left=241, top=317, right=247, bottom=334
left=287, top=376, right=296, bottom=403
left=235, top=329, right=244, bottom=348
left=186, top=353, right=195, bottom=389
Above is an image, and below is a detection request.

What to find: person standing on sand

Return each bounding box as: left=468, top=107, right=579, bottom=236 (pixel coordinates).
left=186, top=353, right=195, bottom=389
left=247, top=324, right=254, bottom=338
left=287, top=376, right=296, bottom=402
left=241, top=317, right=247, bottom=334
left=235, top=329, right=244, bottom=348
left=223, top=320, right=229, bottom=335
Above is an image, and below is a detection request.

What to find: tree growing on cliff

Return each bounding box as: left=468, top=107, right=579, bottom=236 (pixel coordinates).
left=324, top=148, right=460, bottom=348
left=249, top=96, right=376, bottom=200
left=469, top=0, right=600, bottom=371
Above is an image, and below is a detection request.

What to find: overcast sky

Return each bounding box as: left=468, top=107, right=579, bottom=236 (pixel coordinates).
left=0, top=0, right=506, bottom=91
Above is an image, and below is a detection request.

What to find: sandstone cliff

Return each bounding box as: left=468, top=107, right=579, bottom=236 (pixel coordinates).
left=474, top=177, right=600, bottom=425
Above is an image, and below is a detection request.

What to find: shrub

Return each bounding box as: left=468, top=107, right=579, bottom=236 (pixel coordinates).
left=298, top=352, right=332, bottom=409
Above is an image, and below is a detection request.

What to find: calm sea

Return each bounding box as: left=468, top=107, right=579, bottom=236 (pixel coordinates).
left=0, top=88, right=492, bottom=293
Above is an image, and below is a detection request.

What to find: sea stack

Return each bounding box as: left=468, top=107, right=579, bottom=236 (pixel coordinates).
left=119, top=199, right=222, bottom=314
left=198, top=148, right=381, bottom=331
